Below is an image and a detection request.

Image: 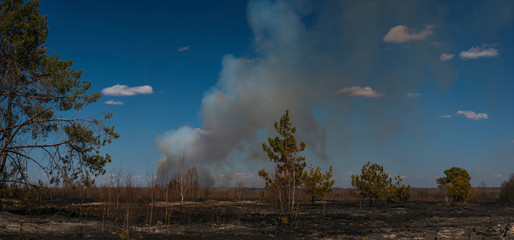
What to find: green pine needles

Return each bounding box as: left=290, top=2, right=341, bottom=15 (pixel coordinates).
left=437, top=167, right=471, bottom=203
left=0, top=0, right=119, bottom=191
left=351, top=161, right=410, bottom=206
left=259, top=110, right=334, bottom=224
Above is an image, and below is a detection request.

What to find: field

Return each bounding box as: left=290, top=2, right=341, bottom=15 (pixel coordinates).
left=0, top=187, right=513, bottom=239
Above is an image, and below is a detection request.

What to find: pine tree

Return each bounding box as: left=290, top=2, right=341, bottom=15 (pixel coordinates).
left=0, top=0, right=118, bottom=192
left=302, top=164, right=334, bottom=216
left=259, top=109, right=306, bottom=224
left=436, top=167, right=471, bottom=202
left=302, top=164, right=334, bottom=203
left=351, top=161, right=390, bottom=206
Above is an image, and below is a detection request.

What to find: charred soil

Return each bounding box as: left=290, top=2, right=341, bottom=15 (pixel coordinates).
left=0, top=201, right=513, bottom=239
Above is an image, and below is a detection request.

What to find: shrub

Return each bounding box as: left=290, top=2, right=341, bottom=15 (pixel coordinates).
left=499, top=174, right=514, bottom=205
left=302, top=165, right=335, bottom=203
left=351, top=162, right=410, bottom=206
left=351, top=161, right=391, bottom=206
left=351, top=161, right=410, bottom=206
left=391, top=175, right=410, bottom=201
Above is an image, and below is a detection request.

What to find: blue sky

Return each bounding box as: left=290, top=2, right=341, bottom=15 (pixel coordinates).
left=37, top=0, right=513, bottom=187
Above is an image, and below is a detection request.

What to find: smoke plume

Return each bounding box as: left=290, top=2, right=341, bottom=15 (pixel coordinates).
left=155, top=0, right=506, bottom=186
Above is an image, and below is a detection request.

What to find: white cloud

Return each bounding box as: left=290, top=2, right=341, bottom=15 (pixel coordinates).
left=178, top=46, right=190, bottom=52
left=337, top=86, right=384, bottom=98
left=102, top=84, right=154, bottom=96
left=383, top=25, right=433, bottom=43
left=439, top=53, right=454, bottom=61
left=104, top=100, right=124, bottom=105
left=439, top=115, right=452, bottom=118
left=406, top=92, right=422, bottom=98
left=456, top=110, right=488, bottom=120
left=459, top=46, right=498, bottom=60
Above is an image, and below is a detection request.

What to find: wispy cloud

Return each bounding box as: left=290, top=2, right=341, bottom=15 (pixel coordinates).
left=439, top=53, right=454, bottom=61
left=178, top=46, right=190, bottom=52
left=406, top=92, right=422, bottom=98
left=102, top=84, right=154, bottom=96
left=459, top=46, right=498, bottom=60
left=456, top=110, right=488, bottom=120
left=104, top=100, right=124, bottom=105
left=383, top=25, right=433, bottom=43
left=439, top=115, right=452, bottom=118
left=337, top=86, right=384, bottom=98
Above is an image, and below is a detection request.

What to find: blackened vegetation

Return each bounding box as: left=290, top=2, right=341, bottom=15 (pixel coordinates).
left=0, top=187, right=513, bottom=239
left=0, top=200, right=513, bottom=239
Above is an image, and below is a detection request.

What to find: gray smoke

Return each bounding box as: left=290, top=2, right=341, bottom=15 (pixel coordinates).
left=156, top=0, right=509, bottom=186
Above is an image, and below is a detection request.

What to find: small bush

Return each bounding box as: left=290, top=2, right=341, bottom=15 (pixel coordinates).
left=499, top=174, right=514, bottom=205
left=351, top=161, right=392, bottom=206
left=351, top=162, right=410, bottom=206
left=392, top=182, right=410, bottom=201
left=436, top=167, right=471, bottom=202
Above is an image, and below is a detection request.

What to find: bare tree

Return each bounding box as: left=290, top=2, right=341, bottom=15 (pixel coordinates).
left=173, top=152, right=189, bottom=205
left=187, top=166, right=199, bottom=201
left=124, top=169, right=134, bottom=234
left=235, top=180, right=245, bottom=201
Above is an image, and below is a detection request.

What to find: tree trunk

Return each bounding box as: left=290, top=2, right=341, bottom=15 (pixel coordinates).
left=322, top=194, right=326, bottom=216
left=0, top=94, right=15, bottom=177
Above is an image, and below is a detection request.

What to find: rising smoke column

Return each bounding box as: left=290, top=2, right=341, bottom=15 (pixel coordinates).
left=156, top=0, right=462, bottom=186
left=157, top=1, right=331, bottom=186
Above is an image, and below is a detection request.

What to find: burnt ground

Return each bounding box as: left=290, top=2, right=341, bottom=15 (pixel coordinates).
left=0, top=201, right=513, bottom=239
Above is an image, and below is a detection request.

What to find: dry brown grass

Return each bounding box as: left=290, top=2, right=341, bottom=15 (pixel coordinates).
left=2, top=185, right=501, bottom=206
left=0, top=182, right=508, bottom=239
left=2, top=185, right=502, bottom=208
left=0, top=184, right=502, bottom=236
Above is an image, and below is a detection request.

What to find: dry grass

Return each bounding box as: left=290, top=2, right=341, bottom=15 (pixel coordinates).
left=2, top=185, right=501, bottom=207
left=0, top=183, right=503, bottom=238
left=2, top=185, right=501, bottom=206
